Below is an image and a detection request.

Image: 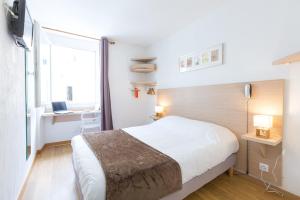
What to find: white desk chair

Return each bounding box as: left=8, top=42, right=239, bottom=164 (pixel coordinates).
left=80, top=112, right=101, bottom=133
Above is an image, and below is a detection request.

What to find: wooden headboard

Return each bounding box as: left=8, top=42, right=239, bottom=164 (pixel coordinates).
left=157, top=80, right=284, bottom=185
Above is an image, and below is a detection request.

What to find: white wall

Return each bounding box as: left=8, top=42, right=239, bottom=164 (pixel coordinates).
left=283, top=64, right=300, bottom=194
left=147, top=0, right=300, bottom=196
left=110, top=42, right=154, bottom=128
left=0, top=1, right=36, bottom=199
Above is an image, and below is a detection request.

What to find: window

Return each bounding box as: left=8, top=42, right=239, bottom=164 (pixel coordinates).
left=40, top=39, right=99, bottom=108
left=51, top=45, right=98, bottom=106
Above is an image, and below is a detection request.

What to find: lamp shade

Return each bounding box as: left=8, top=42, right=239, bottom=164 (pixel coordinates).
left=253, top=115, right=273, bottom=129
left=155, top=106, right=164, bottom=114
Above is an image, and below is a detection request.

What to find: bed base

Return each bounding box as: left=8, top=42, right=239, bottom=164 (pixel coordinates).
left=74, top=154, right=236, bottom=200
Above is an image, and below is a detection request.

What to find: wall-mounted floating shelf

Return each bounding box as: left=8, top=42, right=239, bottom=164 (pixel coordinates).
left=241, top=133, right=282, bottom=146
left=131, top=64, right=156, bottom=73
left=131, top=57, right=156, bottom=62
left=130, top=56, right=157, bottom=98
left=272, top=52, right=300, bottom=65
left=130, top=81, right=157, bottom=87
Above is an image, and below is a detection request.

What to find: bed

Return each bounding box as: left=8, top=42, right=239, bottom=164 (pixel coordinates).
left=71, top=116, right=239, bottom=200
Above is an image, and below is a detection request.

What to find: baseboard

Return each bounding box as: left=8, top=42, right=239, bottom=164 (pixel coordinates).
left=17, top=155, right=37, bottom=200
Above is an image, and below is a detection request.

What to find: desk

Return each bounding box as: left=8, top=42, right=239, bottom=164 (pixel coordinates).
left=42, top=110, right=100, bottom=124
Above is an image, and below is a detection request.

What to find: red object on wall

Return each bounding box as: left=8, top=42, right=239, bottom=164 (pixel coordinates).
left=134, top=87, right=139, bottom=98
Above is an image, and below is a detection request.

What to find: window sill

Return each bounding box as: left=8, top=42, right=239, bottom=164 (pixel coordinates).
left=43, top=104, right=100, bottom=113
left=42, top=109, right=101, bottom=117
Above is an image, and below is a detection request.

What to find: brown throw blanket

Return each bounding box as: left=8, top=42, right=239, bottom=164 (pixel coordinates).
left=82, top=129, right=182, bottom=200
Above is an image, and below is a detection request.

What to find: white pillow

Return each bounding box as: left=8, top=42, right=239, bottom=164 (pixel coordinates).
left=153, top=115, right=238, bottom=143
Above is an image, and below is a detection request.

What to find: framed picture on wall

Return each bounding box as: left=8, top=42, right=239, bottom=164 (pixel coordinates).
left=210, top=45, right=223, bottom=65
left=186, top=55, right=193, bottom=68
left=179, top=55, right=187, bottom=72
left=179, top=43, right=223, bottom=72
left=201, top=52, right=210, bottom=65
left=193, top=55, right=201, bottom=67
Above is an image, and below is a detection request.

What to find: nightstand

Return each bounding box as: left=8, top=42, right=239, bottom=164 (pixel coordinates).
left=241, top=133, right=282, bottom=146
left=242, top=133, right=282, bottom=158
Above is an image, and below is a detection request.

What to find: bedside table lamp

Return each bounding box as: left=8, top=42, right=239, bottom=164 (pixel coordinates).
left=253, top=115, right=273, bottom=139
left=155, top=106, right=164, bottom=118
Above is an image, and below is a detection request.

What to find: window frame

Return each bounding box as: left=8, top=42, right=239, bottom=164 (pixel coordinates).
left=40, top=32, right=100, bottom=111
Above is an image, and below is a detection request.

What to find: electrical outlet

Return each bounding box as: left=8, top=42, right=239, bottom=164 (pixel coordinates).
left=259, top=163, right=269, bottom=172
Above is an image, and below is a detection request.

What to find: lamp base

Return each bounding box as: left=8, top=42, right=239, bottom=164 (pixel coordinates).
left=156, top=113, right=163, bottom=118
left=256, top=129, right=270, bottom=139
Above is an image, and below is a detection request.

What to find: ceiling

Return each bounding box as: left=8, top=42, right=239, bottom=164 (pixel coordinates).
left=28, top=0, right=223, bottom=46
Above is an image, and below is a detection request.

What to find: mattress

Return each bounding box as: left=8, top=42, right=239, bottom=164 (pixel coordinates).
left=71, top=116, right=239, bottom=200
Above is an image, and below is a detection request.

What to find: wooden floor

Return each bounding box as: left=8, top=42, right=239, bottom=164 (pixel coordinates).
left=20, top=144, right=299, bottom=200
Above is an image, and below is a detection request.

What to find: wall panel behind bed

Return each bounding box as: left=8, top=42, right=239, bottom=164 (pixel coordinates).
left=157, top=79, right=284, bottom=183
left=157, top=83, right=248, bottom=173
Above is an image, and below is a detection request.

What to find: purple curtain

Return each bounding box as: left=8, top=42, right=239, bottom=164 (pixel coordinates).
left=100, top=37, right=113, bottom=130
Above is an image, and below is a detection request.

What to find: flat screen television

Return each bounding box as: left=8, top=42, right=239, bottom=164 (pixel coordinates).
left=9, top=0, right=34, bottom=50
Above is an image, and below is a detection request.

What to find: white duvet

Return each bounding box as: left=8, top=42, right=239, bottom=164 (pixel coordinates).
left=71, top=116, right=239, bottom=200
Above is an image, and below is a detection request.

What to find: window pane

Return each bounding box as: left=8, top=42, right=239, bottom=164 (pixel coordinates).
left=40, top=43, right=51, bottom=105
left=51, top=45, right=96, bottom=105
